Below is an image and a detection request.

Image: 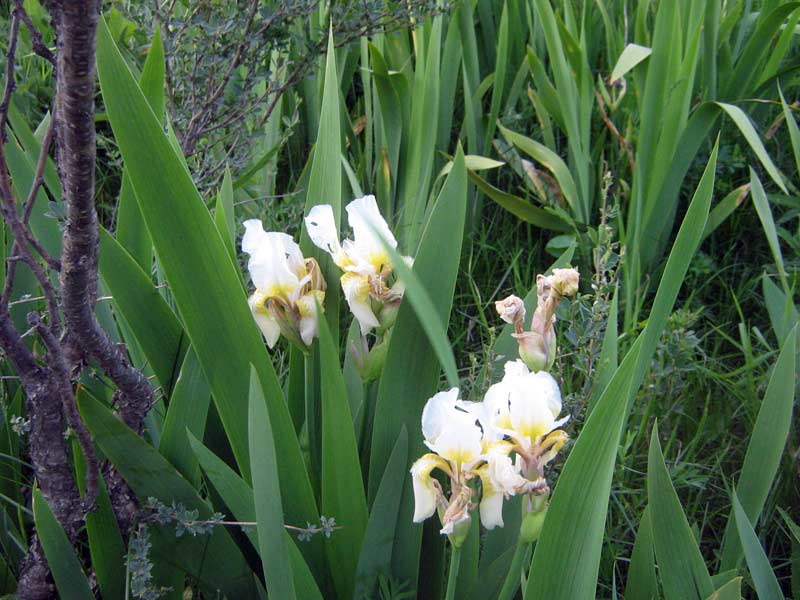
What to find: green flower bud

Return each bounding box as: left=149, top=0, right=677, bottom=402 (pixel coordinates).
left=520, top=494, right=548, bottom=544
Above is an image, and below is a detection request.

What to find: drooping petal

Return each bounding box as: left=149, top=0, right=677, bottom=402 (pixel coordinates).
left=346, top=195, right=396, bottom=272
left=249, top=293, right=281, bottom=348
left=296, top=290, right=325, bottom=346
left=537, top=429, right=569, bottom=466
left=410, top=453, right=449, bottom=523
left=479, top=485, right=505, bottom=530
left=340, top=272, right=380, bottom=334
left=477, top=450, right=526, bottom=530
left=305, top=204, right=349, bottom=267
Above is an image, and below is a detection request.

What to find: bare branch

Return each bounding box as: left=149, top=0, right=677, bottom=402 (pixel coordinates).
left=54, top=0, right=154, bottom=433
left=13, top=0, right=56, bottom=65
left=0, top=10, right=20, bottom=137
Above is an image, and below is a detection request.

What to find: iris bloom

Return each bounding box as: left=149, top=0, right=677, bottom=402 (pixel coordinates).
left=242, top=219, right=326, bottom=350
left=305, top=195, right=411, bottom=336
left=496, top=268, right=579, bottom=372
left=482, top=360, right=569, bottom=496
left=410, top=388, right=529, bottom=538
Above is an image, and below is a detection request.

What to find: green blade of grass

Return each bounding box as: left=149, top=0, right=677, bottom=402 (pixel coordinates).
left=377, top=229, right=459, bottom=388
left=624, top=506, right=659, bottom=600
left=317, top=307, right=368, bottom=599
left=484, top=1, right=510, bottom=151
left=116, top=26, right=164, bottom=270
left=732, top=492, right=783, bottom=600
left=73, top=418, right=126, bottom=600
left=214, top=166, right=237, bottom=268
left=610, top=43, right=652, bottom=83
left=748, top=170, right=788, bottom=289
left=248, top=366, right=297, bottom=600
left=98, top=228, right=185, bottom=395
left=719, top=326, right=797, bottom=569
left=467, top=169, right=573, bottom=232
left=499, top=123, right=580, bottom=220
left=354, top=427, right=408, bottom=599
left=158, top=347, right=210, bottom=486
left=706, top=576, right=743, bottom=600
left=722, top=3, right=800, bottom=99
left=648, top=423, right=714, bottom=600
left=716, top=104, right=787, bottom=194
left=300, top=28, right=342, bottom=339
left=33, top=489, right=93, bottom=600
left=702, top=184, right=750, bottom=242
left=762, top=274, right=799, bottom=344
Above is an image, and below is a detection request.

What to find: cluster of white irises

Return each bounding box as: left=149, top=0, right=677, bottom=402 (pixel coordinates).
left=410, top=268, right=579, bottom=545
left=242, top=195, right=410, bottom=366
left=242, top=196, right=580, bottom=545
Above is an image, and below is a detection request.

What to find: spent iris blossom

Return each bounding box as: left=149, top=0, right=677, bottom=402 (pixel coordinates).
left=496, top=268, right=580, bottom=372
left=242, top=220, right=326, bottom=350
left=305, top=195, right=412, bottom=336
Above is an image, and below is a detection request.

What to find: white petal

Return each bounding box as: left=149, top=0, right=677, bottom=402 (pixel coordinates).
left=504, top=359, right=530, bottom=378
left=242, top=219, right=267, bottom=255
left=410, top=455, right=441, bottom=523
left=508, top=384, right=557, bottom=441
left=346, top=195, right=396, bottom=270
left=296, top=291, right=324, bottom=346
left=249, top=295, right=280, bottom=348
left=247, top=232, right=301, bottom=297
left=341, top=239, right=376, bottom=275
left=305, top=205, right=344, bottom=262
left=430, top=406, right=483, bottom=465
left=275, top=232, right=305, bottom=277
left=528, top=370, right=562, bottom=418
left=479, top=488, right=505, bottom=530
left=487, top=451, right=527, bottom=493
left=341, top=273, right=379, bottom=334
left=483, top=380, right=514, bottom=434
left=421, top=388, right=459, bottom=444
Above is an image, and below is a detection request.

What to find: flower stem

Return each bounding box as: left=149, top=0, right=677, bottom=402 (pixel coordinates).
left=444, top=545, right=462, bottom=600
left=497, top=540, right=530, bottom=600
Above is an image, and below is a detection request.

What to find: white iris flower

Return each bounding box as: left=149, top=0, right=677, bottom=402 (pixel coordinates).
left=242, top=219, right=326, bottom=350
left=305, top=195, right=411, bottom=336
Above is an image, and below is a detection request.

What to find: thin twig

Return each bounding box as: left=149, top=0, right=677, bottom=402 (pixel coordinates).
left=1, top=111, right=57, bottom=308
left=0, top=11, right=20, bottom=138
left=13, top=0, right=56, bottom=65
left=595, top=89, right=635, bottom=174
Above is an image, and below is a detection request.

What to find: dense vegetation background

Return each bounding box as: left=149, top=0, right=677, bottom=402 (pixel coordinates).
left=0, top=0, right=798, bottom=599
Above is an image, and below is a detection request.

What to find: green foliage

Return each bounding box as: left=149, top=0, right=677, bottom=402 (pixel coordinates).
left=3, top=1, right=799, bottom=598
